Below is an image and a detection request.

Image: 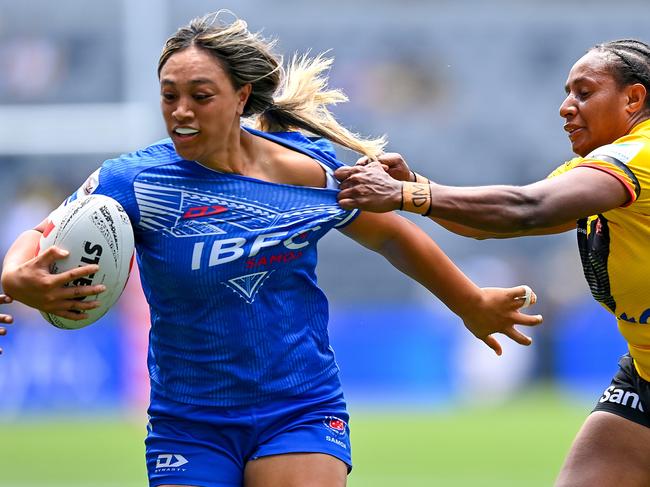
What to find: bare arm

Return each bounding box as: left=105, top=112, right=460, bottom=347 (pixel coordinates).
left=2, top=218, right=106, bottom=321
left=421, top=167, right=628, bottom=231
left=335, top=156, right=628, bottom=233
left=432, top=217, right=576, bottom=239
left=340, top=211, right=542, bottom=355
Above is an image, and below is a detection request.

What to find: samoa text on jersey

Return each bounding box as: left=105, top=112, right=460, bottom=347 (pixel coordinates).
left=67, top=128, right=359, bottom=406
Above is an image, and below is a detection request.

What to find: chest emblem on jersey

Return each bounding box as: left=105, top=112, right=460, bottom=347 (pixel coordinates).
left=222, top=270, right=274, bottom=304
left=182, top=205, right=228, bottom=219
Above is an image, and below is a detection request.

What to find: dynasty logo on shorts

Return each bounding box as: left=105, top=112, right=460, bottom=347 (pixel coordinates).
left=155, top=453, right=189, bottom=472
left=599, top=385, right=645, bottom=412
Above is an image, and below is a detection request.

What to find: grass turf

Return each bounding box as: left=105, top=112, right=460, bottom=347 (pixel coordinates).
left=0, top=387, right=587, bottom=487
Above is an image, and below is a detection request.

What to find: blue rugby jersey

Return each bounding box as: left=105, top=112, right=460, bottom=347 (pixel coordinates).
left=66, top=128, right=358, bottom=406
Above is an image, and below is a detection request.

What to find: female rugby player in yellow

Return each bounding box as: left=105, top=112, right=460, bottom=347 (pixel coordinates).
left=335, top=39, right=650, bottom=486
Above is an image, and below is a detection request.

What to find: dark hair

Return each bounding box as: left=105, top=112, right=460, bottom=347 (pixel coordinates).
left=591, top=39, right=650, bottom=111
left=158, top=11, right=386, bottom=158
left=158, top=12, right=281, bottom=118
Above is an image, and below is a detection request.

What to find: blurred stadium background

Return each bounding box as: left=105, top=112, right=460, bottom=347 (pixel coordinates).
left=0, top=0, right=646, bottom=485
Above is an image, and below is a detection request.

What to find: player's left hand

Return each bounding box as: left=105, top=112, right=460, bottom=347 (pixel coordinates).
left=461, top=286, right=543, bottom=356
left=335, top=161, right=403, bottom=212
left=0, top=294, right=14, bottom=356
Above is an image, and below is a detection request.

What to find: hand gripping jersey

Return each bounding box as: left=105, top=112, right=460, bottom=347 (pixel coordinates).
left=67, top=128, right=358, bottom=406
left=549, top=119, right=650, bottom=381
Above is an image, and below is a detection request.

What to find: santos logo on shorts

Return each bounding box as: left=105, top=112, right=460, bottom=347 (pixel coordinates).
left=599, top=386, right=645, bottom=412
left=155, top=453, right=189, bottom=472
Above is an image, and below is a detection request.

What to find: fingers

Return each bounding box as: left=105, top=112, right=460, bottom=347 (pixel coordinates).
left=355, top=156, right=389, bottom=172
left=38, top=245, right=70, bottom=264
left=502, top=327, right=533, bottom=346
left=482, top=335, right=503, bottom=356
left=512, top=285, right=536, bottom=309
left=355, top=156, right=371, bottom=166
left=512, top=311, right=544, bottom=326
left=49, top=309, right=92, bottom=321
left=48, top=299, right=102, bottom=320
left=0, top=295, right=14, bottom=333
left=336, top=161, right=386, bottom=184
left=334, top=166, right=354, bottom=182
left=59, top=283, right=106, bottom=300
left=51, top=264, right=100, bottom=288
left=337, top=197, right=355, bottom=211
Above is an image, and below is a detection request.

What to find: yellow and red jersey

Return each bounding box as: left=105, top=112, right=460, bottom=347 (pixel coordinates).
left=550, top=119, right=650, bottom=380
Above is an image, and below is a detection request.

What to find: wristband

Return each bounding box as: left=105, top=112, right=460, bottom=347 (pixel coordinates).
left=412, top=171, right=430, bottom=184
left=401, top=182, right=432, bottom=215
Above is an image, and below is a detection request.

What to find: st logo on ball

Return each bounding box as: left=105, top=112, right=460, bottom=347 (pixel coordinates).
left=37, top=195, right=135, bottom=329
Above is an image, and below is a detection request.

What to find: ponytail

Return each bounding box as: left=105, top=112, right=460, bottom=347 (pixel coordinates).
left=255, top=53, right=387, bottom=159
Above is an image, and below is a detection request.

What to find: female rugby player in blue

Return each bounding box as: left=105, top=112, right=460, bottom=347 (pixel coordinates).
left=1, top=12, right=542, bottom=487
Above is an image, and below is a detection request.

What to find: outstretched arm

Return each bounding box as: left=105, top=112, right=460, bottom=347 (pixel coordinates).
left=432, top=217, right=575, bottom=239
left=340, top=211, right=543, bottom=355
left=335, top=155, right=628, bottom=234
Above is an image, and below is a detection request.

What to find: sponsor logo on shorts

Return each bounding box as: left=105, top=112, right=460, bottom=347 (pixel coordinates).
left=323, top=416, right=347, bottom=436
left=599, top=386, right=645, bottom=412
left=155, top=453, right=189, bottom=472
left=325, top=435, right=348, bottom=449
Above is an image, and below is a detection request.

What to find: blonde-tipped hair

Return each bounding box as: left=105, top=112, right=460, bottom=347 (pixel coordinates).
left=159, top=11, right=386, bottom=159
left=256, top=53, right=387, bottom=159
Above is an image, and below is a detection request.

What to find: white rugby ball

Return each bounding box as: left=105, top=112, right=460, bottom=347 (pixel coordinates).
left=37, top=194, right=135, bottom=329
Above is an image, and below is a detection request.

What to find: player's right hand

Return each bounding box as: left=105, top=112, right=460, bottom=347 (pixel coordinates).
left=462, top=285, right=543, bottom=356
left=1, top=246, right=106, bottom=321
left=356, top=153, right=413, bottom=182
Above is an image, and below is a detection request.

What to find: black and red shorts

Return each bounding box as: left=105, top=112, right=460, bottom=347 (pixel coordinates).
left=592, top=353, right=650, bottom=428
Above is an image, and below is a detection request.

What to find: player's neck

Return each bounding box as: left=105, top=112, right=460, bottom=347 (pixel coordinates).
left=198, top=127, right=260, bottom=175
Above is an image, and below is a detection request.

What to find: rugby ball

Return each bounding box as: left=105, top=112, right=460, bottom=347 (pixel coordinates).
left=37, top=195, right=135, bottom=329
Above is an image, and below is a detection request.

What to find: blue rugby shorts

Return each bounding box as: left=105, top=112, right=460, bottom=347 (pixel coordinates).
left=145, top=380, right=352, bottom=487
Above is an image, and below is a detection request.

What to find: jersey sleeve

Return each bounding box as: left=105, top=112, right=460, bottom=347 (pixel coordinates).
left=547, top=141, right=648, bottom=209
left=579, top=142, right=644, bottom=207
left=64, top=152, right=145, bottom=225
left=547, top=157, right=582, bottom=179
left=307, top=136, right=339, bottom=163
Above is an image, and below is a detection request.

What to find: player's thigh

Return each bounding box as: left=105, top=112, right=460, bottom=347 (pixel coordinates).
left=243, top=452, right=347, bottom=487
left=555, top=411, right=650, bottom=487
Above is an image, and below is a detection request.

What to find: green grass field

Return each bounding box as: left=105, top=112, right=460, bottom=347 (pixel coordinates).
left=0, top=387, right=587, bottom=487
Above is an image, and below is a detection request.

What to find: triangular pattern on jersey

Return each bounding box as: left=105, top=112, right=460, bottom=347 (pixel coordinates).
left=223, top=270, right=274, bottom=304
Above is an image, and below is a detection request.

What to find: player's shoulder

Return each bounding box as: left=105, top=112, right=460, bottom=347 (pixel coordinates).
left=245, top=126, right=343, bottom=170
left=548, top=157, right=582, bottom=178
left=585, top=120, right=650, bottom=166
left=104, top=138, right=181, bottom=172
